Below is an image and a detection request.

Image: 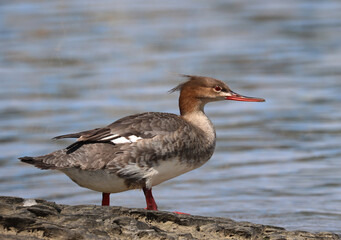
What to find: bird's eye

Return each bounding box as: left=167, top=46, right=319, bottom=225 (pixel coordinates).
left=214, top=86, right=222, bottom=92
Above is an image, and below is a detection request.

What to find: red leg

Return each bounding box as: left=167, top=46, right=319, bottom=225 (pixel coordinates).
left=102, top=192, right=110, bottom=206
left=143, top=187, right=158, bottom=210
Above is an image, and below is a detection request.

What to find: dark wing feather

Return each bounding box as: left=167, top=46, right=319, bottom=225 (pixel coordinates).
left=53, top=128, right=109, bottom=140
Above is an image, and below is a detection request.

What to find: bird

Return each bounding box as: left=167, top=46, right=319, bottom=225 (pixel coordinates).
left=19, top=75, right=265, bottom=212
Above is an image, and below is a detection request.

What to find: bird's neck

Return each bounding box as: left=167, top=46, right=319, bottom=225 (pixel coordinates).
left=179, top=95, right=216, bottom=145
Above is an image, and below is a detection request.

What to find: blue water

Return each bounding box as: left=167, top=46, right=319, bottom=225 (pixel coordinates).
left=1, top=0, right=341, bottom=234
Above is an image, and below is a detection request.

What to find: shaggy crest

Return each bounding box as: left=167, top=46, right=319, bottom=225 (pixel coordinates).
left=169, top=75, right=229, bottom=93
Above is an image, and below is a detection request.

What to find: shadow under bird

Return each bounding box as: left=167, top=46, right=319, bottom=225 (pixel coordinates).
left=19, top=75, right=265, bottom=213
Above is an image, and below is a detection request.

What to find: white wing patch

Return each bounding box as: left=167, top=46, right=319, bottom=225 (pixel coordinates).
left=109, top=135, right=143, bottom=144
left=101, top=134, right=119, bottom=141
left=111, top=137, right=131, bottom=144
left=128, top=135, right=143, bottom=142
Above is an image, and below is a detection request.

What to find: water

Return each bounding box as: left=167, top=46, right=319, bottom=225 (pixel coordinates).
left=1, top=0, right=341, bottom=234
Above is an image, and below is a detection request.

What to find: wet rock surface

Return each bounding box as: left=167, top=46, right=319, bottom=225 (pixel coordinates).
left=0, top=196, right=339, bottom=240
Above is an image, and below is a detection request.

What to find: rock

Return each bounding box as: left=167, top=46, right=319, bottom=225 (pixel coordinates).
left=0, top=196, right=339, bottom=240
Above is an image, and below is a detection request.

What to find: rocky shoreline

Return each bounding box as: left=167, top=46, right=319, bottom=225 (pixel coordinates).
left=0, top=196, right=339, bottom=240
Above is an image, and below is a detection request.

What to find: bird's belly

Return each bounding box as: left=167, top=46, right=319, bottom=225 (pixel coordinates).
left=60, top=158, right=203, bottom=193
left=61, top=168, right=129, bottom=193
left=150, top=158, right=200, bottom=187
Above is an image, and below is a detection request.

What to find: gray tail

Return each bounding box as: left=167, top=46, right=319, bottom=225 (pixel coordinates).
left=19, top=156, right=56, bottom=170
left=19, top=156, right=36, bottom=165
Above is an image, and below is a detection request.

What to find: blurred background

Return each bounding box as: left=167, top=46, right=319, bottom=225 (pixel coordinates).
left=1, top=0, right=341, bottom=234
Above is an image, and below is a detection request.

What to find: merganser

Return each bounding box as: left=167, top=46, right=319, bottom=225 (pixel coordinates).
left=19, top=75, right=265, bottom=211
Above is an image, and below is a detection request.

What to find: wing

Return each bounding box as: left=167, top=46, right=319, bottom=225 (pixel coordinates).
left=53, top=112, right=184, bottom=151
